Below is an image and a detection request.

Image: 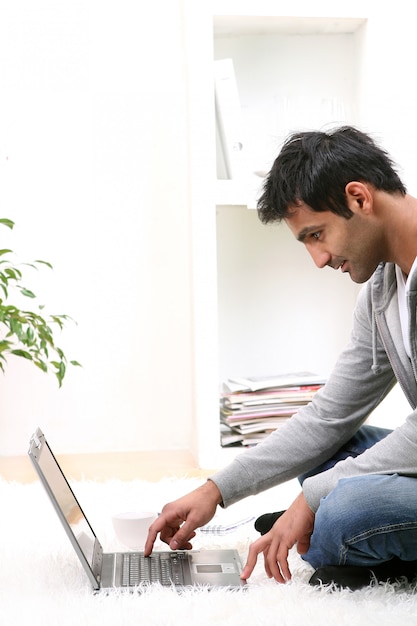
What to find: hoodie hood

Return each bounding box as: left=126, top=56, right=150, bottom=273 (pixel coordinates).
left=370, top=262, right=417, bottom=409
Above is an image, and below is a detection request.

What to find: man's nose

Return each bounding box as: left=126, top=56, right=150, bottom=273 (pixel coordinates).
left=307, top=246, right=331, bottom=269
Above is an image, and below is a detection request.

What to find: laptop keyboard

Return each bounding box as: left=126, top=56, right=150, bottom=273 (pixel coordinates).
left=121, top=552, right=186, bottom=587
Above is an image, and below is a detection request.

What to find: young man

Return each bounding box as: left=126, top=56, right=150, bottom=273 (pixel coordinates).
left=145, top=126, right=417, bottom=590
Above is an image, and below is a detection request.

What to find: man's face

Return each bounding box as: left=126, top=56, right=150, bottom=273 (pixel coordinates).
left=284, top=203, right=383, bottom=284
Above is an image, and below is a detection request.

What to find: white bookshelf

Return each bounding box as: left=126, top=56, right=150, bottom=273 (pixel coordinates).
left=184, top=2, right=366, bottom=468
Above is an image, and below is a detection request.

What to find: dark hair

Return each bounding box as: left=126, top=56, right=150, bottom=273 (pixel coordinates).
left=257, top=126, right=407, bottom=223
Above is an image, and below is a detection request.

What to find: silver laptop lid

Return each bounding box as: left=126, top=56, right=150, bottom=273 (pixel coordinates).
left=28, top=427, right=103, bottom=589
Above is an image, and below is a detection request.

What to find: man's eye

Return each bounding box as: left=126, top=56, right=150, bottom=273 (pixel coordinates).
left=312, top=232, right=321, bottom=240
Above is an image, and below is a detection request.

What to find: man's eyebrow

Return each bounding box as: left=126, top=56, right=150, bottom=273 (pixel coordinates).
left=296, top=225, right=324, bottom=243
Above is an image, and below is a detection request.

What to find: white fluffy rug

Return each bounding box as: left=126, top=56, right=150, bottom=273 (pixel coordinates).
left=2, top=476, right=417, bottom=626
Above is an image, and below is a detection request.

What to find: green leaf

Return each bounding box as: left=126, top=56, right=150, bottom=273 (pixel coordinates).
left=6, top=266, right=22, bottom=279
left=0, top=219, right=14, bottom=229
left=50, top=315, right=64, bottom=329
left=52, top=360, right=66, bottom=388
left=0, top=217, right=79, bottom=386
left=20, top=287, right=36, bottom=298
left=40, top=342, right=49, bottom=358
left=8, top=319, right=23, bottom=336
left=34, top=359, right=48, bottom=373
left=11, top=349, right=33, bottom=360
left=4, top=268, right=19, bottom=280
left=26, top=327, right=35, bottom=344
left=34, top=259, right=53, bottom=270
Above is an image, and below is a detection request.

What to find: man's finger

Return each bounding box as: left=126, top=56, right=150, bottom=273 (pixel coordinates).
left=144, top=515, right=166, bottom=556
left=264, top=547, right=285, bottom=583
left=144, top=527, right=158, bottom=557
left=276, top=545, right=291, bottom=582
left=168, top=522, right=196, bottom=550
left=240, top=538, right=264, bottom=580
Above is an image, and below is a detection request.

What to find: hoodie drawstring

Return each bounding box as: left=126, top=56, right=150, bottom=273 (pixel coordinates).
left=371, top=312, right=382, bottom=375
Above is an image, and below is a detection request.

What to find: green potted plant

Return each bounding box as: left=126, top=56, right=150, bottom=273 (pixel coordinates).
left=0, top=218, right=80, bottom=386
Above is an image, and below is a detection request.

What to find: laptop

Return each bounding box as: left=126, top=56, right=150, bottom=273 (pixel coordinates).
left=28, top=428, right=246, bottom=592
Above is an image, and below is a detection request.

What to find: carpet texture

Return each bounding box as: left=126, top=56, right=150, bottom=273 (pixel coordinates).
left=2, top=476, right=417, bottom=625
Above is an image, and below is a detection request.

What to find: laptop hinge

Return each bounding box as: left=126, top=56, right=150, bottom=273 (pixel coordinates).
left=33, top=435, right=42, bottom=448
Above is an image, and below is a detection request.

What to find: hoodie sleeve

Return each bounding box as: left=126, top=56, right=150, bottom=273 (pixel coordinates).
left=302, top=410, right=417, bottom=511
left=210, top=282, right=399, bottom=510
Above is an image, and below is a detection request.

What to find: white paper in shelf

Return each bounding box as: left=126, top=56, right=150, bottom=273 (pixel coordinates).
left=226, top=371, right=326, bottom=393
left=214, top=58, right=246, bottom=180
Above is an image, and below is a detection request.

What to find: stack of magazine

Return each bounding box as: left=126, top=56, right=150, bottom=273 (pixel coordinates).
left=220, top=371, right=326, bottom=448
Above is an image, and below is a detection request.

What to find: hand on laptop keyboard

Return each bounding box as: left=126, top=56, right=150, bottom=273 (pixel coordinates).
left=144, top=480, right=223, bottom=556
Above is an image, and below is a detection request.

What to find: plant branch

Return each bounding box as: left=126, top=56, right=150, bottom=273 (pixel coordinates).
left=0, top=219, right=80, bottom=386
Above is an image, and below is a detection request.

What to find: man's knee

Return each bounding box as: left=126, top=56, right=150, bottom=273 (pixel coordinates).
left=305, top=477, right=375, bottom=567
left=305, top=474, right=417, bottom=568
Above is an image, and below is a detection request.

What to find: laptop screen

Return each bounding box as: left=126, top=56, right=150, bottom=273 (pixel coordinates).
left=29, top=430, right=97, bottom=570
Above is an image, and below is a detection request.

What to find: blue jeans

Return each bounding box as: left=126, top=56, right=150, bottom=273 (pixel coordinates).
left=300, top=426, right=417, bottom=569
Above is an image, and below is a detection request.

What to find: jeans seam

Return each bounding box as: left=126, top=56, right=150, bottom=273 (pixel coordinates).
left=339, top=522, right=417, bottom=565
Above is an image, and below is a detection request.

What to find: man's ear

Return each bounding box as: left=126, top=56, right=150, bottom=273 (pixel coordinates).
left=345, top=181, right=373, bottom=214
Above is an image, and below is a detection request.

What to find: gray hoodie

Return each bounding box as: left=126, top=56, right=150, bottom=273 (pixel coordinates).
left=210, top=261, right=417, bottom=512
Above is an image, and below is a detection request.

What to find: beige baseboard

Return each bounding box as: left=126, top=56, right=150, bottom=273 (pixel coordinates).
left=0, top=449, right=216, bottom=483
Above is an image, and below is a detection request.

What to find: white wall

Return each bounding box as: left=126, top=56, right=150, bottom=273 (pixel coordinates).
left=0, top=0, right=194, bottom=455
left=216, top=205, right=363, bottom=382
left=355, top=8, right=417, bottom=195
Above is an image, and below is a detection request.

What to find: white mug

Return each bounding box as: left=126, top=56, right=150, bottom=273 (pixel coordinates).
left=112, top=511, right=158, bottom=550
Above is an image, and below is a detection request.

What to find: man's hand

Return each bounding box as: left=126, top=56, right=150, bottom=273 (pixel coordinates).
left=144, top=480, right=223, bottom=556
left=240, top=492, right=315, bottom=583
